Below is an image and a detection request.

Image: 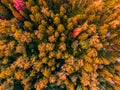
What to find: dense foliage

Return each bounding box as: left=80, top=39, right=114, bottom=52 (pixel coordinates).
left=0, top=0, right=120, bottom=90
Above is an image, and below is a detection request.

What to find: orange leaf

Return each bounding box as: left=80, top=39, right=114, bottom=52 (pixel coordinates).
left=72, top=27, right=82, bottom=38
left=12, top=11, right=24, bottom=21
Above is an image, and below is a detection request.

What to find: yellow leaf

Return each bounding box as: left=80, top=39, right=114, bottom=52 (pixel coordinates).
left=83, top=63, right=93, bottom=73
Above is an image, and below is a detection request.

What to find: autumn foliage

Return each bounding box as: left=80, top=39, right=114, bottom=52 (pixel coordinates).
left=0, top=0, right=120, bottom=90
